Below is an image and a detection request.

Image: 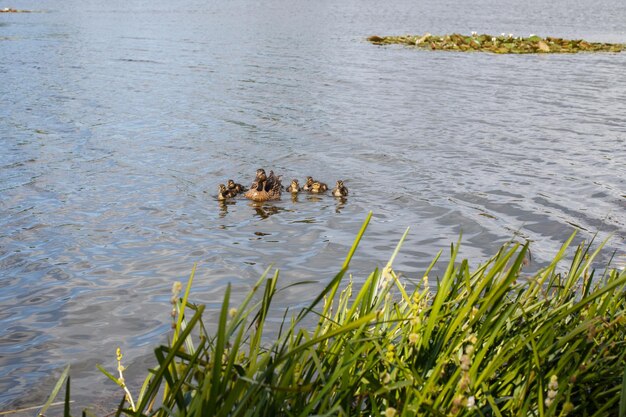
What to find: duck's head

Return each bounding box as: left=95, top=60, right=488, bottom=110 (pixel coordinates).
left=305, top=176, right=314, bottom=186
left=218, top=184, right=227, bottom=193
left=227, top=179, right=236, bottom=188
left=291, top=179, right=299, bottom=187
left=336, top=180, right=344, bottom=188
left=256, top=168, right=267, bottom=182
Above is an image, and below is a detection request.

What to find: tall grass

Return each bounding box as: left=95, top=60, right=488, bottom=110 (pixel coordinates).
left=45, top=213, right=626, bottom=416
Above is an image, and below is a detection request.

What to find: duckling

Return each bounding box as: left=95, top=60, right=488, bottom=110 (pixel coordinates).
left=309, top=181, right=328, bottom=194
left=227, top=179, right=247, bottom=193
left=332, top=180, right=349, bottom=197
left=302, top=176, right=314, bottom=191
left=217, top=184, right=237, bottom=200
left=286, top=179, right=300, bottom=193
left=303, top=177, right=327, bottom=193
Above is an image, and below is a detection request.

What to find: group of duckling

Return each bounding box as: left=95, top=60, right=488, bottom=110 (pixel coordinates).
left=288, top=177, right=349, bottom=197
left=218, top=168, right=348, bottom=202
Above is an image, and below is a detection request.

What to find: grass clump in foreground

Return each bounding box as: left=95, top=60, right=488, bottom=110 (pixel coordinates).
left=367, top=33, right=624, bottom=54
left=44, top=212, right=625, bottom=416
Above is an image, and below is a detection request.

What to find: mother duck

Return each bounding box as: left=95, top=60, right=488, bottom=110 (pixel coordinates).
left=244, top=168, right=282, bottom=202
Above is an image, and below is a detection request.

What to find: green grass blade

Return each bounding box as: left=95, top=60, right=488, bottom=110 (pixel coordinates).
left=297, top=211, right=372, bottom=323
left=134, top=304, right=205, bottom=415
left=173, top=263, right=197, bottom=343
left=422, top=238, right=460, bottom=349
left=38, top=364, right=70, bottom=417
left=276, top=312, right=377, bottom=365
left=96, top=365, right=123, bottom=388
left=64, top=376, right=70, bottom=417
left=385, top=227, right=409, bottom=271
left=135, top=372, right=155, bottom=413
left=341, top=211, right=372, bottom=271
left=207, top=283, right=232, bottom=411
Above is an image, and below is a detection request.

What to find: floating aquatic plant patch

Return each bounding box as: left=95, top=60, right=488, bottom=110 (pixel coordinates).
left=368, top=33, right=624, bottom=53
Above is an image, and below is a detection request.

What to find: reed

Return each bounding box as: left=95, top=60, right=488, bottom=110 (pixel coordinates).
left=43, top=212, right=626, bottom=416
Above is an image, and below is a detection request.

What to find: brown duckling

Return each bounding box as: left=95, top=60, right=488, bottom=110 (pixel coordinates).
left=217, top=184, right=237, bottom=200
left=302, top=176, right=314, bottom=191
left=309, top=181, right=328, bottom=194
left=227, top=179, right=247, bottom=193
left=245, top=169, right=282, bottom=201
left=332, top=180, right=348, bottom=197
left=303, top=177, right=327, bottom=193
left=286, top=179, right=301, bottom=193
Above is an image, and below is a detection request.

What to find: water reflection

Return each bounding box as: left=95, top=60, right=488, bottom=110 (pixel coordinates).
left=218, top=200, right=235, bottom=218
left=334, top=196, right=348, bottom=213
left=305, top=195, right=324, bottom=203
left=250, top=202, right=284, bottom=219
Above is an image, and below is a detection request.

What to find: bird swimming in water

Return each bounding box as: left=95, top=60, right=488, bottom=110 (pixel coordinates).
left=256, top=168, right=267, bottom=184
left=309, top=181, right=328, bottom=193
left=217, top=184, right=237, bottom=200
left=245, top=168, right=282, bottom=201
left=303, top=176, right=327, bottom=193
left=286, top=179, right=301, bottom=193
left=302, top=176, right=314, bottom=191
left=227, top=179, right=247, bottom=193
left=332, top=180, right=348, bottom=197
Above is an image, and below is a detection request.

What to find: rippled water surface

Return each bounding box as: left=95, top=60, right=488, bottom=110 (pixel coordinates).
left=1, top=0, right=625, bottom=409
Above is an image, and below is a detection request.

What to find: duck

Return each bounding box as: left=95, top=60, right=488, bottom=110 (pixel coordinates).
left=309, top=181, right=328, bottom=194
left=247, top=168, right=267, bottom=194
left=256, top=168, right=267, bottom=183
left=244, top=168, right=282, bottom=201
left=286, top=179, right=301, bottom=193
left=332, top=180, right=348, bottom=197
left=217, top=184, right=237, bottom=200
left=227, top=179, right=247, bottom=194
left=302, top=176, right=314, bottom=191
left=303, top=176, right=328, bottom=193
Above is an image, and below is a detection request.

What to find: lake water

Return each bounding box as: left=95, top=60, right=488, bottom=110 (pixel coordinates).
left=1, top=0, right=625, bottom=410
